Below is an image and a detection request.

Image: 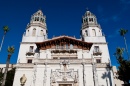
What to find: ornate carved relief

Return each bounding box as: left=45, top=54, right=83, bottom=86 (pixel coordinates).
left=50, top=60, right=79, bottom=86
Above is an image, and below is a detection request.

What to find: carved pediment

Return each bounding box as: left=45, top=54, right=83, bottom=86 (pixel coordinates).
left=36, top=36, right=93, bottom=50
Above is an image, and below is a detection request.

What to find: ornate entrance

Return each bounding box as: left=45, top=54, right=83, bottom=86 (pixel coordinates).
left=59, top=84, right=72, bottom=86
left=50, top=60, right=79, bottom=86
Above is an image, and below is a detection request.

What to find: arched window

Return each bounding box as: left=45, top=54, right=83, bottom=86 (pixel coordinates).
left=40, top=30, right=43, bottom=36
left=89, top=18, right=93, bottom=22
left=35, top=17, right=39, bottom=21
left=85, top=30, right=88, bottom=36
left=43, top=34, right=46, bottom=39
left=99, top=30, right=102, bottom=36
left=92, top=29, right=96, bottom=36
left=43, top=19, right=44, bottom=23
left=26, top=30, right=29, bottom=36
left=32, top=28, right=36, bottom=36
left=37, top=17, right=39, bottom=21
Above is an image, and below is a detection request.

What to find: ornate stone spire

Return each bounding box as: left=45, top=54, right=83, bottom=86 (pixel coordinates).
left=81, top=10, right=100, bottom=29
left=27, top=10, right=47, bottom=30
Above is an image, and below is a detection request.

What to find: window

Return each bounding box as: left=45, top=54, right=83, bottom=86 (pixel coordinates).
left=66, top=44, right=68, bottom=49
left=44, top=35, right=46, bottom=39
left=27, top=59, right=32, bottom=63
left=29, top=46, right=34, bottom=52
left=92, top=29, right=96, bottom=36
left=26, top=30, right=29, bottom=36
left=53, top=57, right=58, bottom=59
left=32, top=28, right=36, bottom=36
left=61, top=44, right=64, bottom=49
left=70, top=44, right=73, bottom=49
left=42, top=19, right=44, bottom=23
left=56, top=45, right=59, bottom=49
left=94, top=46, right=99, bottom=52
left=40, top=18, right=42, bottom=22
left=34, top=17, right=39, bottom=21
left=89, top=18, right=93, bottom=22
left=85, top=30, right=88, bottom=36
left=96, top=59, right=101, bottom=63
left=40, top=30, right=43, bottom=36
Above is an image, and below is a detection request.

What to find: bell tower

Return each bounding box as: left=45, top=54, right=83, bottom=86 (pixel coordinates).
left=81, top=10, right=105, bottom=43
left=22, top=10, right=48, bottom=42
left=17, top=10, right=48, bottom=63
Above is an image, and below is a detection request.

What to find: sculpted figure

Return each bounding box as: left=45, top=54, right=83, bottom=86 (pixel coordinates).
left=20, top=74, right=27, bottom=86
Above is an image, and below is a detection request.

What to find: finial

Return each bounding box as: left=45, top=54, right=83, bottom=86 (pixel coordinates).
left=39, top=6, right=42, bottom=11
left=86, top=7, right=89, bottom=11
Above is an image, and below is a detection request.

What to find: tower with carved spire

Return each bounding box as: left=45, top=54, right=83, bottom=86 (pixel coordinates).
left=22, top=10, right=48, bottom=42
left=17, top=10, right=48, bottom=63
left=81, top=10, right=106, bottom=43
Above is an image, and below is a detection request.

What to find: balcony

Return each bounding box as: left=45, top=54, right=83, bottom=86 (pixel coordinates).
left=93, top=50, right=102, bottom=56
left=26, top=51, right=35, bottom=56
left=51, top=49, right=77, bottom=53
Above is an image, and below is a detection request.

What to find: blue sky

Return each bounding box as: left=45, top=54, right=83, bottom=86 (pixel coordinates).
left=0, top=0, right=130, bottom=66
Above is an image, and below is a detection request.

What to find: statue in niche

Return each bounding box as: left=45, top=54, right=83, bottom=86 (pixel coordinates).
left=62, top=60, right=68, bottom=81
left=62, top=60, right=68, bottom=72
left=20, top=74, right=27, bottom=86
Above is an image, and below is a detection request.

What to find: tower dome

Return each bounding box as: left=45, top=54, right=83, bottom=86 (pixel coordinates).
left=82, top=10, right=100, bottom=29
left=22, top=10, right=48, bottom=42
left=28, top=10, right=47, bottom=30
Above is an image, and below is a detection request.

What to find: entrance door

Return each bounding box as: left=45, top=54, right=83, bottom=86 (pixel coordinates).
left=59, top=84, right=72, bottom=86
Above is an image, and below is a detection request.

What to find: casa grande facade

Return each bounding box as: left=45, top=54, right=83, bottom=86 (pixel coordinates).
left=13, top=10, right=115, bottom=86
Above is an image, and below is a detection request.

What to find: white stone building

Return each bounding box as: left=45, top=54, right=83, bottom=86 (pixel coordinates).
left=13, top=10, right=115, bottom=86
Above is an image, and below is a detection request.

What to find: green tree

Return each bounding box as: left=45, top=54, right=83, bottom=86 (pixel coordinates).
left=5, top=68, right=15, bottom=86
left=1, top=46, right=15, bottom=86
left=0, top=68, right=15, bottom=86
left=0, top=70, right=3, bottom=85
left=114, top=47, right=130, bottom=85
left=0, top=26, right=9, bottom=52
left=119, top=28, right=129, bottom=59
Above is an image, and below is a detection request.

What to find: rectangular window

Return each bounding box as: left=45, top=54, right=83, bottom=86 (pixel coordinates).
left=94, top=46, right=99, bottom=52
left=27, top=59, right=32, bottom=63
left=66, top=44, right=68, bottom=49
left=56, top=45, right=59, bottom=49
left=29, top=46, right=34, bottom=52
left=61, top=44, right=64, bottom=49
left=96, top=59, right=101, bottom=63
left=53, top=57, right=58, bottom=59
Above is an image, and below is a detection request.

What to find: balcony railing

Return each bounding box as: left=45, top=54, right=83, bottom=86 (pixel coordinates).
left=26, top=51, right=35, bottom=56
left=51, top=48, right=77, bottom=53
left=93, top=50, right=102, bottom=56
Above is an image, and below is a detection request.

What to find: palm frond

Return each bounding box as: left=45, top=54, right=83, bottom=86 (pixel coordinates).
left=7, top=46, right=15, bottom=55
left=3, top=26, right=9, bottom=33
left=115, top=47, right=124, bottom=57
left=119, top=28, right=128, bottom=36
